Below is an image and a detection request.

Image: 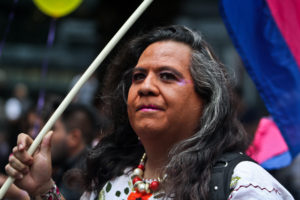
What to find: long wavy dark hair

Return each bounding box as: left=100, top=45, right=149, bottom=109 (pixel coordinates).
left=85, top=25, right=251, bottom=200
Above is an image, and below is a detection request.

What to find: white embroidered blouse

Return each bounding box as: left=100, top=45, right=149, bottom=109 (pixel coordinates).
left=80, top=161, right=294, bottom=200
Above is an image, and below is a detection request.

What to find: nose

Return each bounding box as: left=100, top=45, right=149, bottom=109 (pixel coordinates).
left=138, top=73, right=159, bottom=96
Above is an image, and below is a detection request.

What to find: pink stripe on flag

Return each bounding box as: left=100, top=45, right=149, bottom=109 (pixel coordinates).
left=266, top=0, right=300, bottom=69
left=247, top=117, right=289, bottom=164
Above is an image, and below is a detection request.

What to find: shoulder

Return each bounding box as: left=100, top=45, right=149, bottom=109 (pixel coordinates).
left=229, top=161, right=294, bottom=200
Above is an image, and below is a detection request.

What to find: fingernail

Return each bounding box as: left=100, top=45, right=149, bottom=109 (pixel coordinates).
left=18, top=144, right=24, bottom=150
left=18, top=174, right=23, bottom=179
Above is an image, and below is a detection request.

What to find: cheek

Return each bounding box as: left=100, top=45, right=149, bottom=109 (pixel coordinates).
left=52, top=132, right=65, bottom=143
left=173, top=87, right=203, bottom=114
left=186, top=94, right=203, bottom=120
left=51, top=133, right=59, bottom=143
left=163, top=87, right=193, bottom=107
left=127, top=87, right=134, bottom=104
left=127, top=88, right=135, bottom=118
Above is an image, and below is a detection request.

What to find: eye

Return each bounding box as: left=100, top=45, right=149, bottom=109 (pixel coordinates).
left=159, top=72, right=178, bottom=81
left=132, top=72, right=146, bottom=82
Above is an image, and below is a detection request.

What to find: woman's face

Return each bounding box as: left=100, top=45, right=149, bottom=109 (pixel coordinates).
left=127, top=41, right=203, bottom=143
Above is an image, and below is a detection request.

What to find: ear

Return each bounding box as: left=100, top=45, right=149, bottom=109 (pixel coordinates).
left=67, top=128, right=83, bottom=149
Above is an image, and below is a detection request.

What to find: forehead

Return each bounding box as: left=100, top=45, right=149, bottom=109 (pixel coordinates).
left=136, top=41, right=192, bottom=72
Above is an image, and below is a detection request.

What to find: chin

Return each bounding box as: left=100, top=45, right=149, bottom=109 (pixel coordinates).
left=134, top=123, right=167, bottom=136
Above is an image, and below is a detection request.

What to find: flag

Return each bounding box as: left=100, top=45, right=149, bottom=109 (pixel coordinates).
left=246, top=117, right=291, bottom=169
left=220, top=0, right=300, bottom=158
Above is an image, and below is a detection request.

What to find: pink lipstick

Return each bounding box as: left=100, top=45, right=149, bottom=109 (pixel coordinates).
left=137, top=104, right=163, bottom=111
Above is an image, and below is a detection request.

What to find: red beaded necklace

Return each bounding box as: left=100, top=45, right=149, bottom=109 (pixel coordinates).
left=131, top=153, right=161, bottom=194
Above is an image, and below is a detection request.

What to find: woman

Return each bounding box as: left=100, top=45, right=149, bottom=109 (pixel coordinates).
left=5, top=25, right=294, bottom=200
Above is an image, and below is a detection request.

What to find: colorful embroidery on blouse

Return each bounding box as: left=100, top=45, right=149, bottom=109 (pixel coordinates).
left=230, top=176, right=241, bottom=188
left=40, top=183, right=62, bottom=200
left=98, top=189, right=105, bottom=200
left=228, top=183, right=282, bottom=200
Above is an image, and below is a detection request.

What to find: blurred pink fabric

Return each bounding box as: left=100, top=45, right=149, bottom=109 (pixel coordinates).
left=246, top=117, right=289, bottom=163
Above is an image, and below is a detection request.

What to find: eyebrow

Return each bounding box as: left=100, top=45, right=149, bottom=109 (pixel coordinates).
left=133, top=66, right=184, bottom=79
left=132, top=67, right=147, bottom=73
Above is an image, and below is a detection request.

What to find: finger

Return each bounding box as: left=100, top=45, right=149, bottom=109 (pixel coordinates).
left=17, top=133, right=33, bottom=151
left=12, top=146, right=18, bottom=154
left=40, top=131, right=53, bottom=156
left=8, top=154, right=29, bottom=174
left=5, top=164, right=24, bottom=179
left=12, top=146, right=33, bottom=166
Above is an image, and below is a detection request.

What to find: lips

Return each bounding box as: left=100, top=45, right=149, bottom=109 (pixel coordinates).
left=136, top=104, right=164, bottom=111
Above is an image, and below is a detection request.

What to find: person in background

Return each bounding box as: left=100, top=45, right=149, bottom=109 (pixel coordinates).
left=47, top=103, right=100, bottom=200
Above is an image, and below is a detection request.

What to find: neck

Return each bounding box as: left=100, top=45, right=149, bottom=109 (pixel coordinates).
left=141, top=138, right=170, bottom=179
left=137, top=128, right=189, bottom=179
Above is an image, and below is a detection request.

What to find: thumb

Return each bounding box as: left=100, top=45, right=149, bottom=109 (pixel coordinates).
left=40, top=131, right=53, bottom=156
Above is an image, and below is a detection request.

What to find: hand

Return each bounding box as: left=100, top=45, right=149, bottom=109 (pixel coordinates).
left=5, top=131, right=54, bottom=196
left=0, top=174, right=30, bottom=200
